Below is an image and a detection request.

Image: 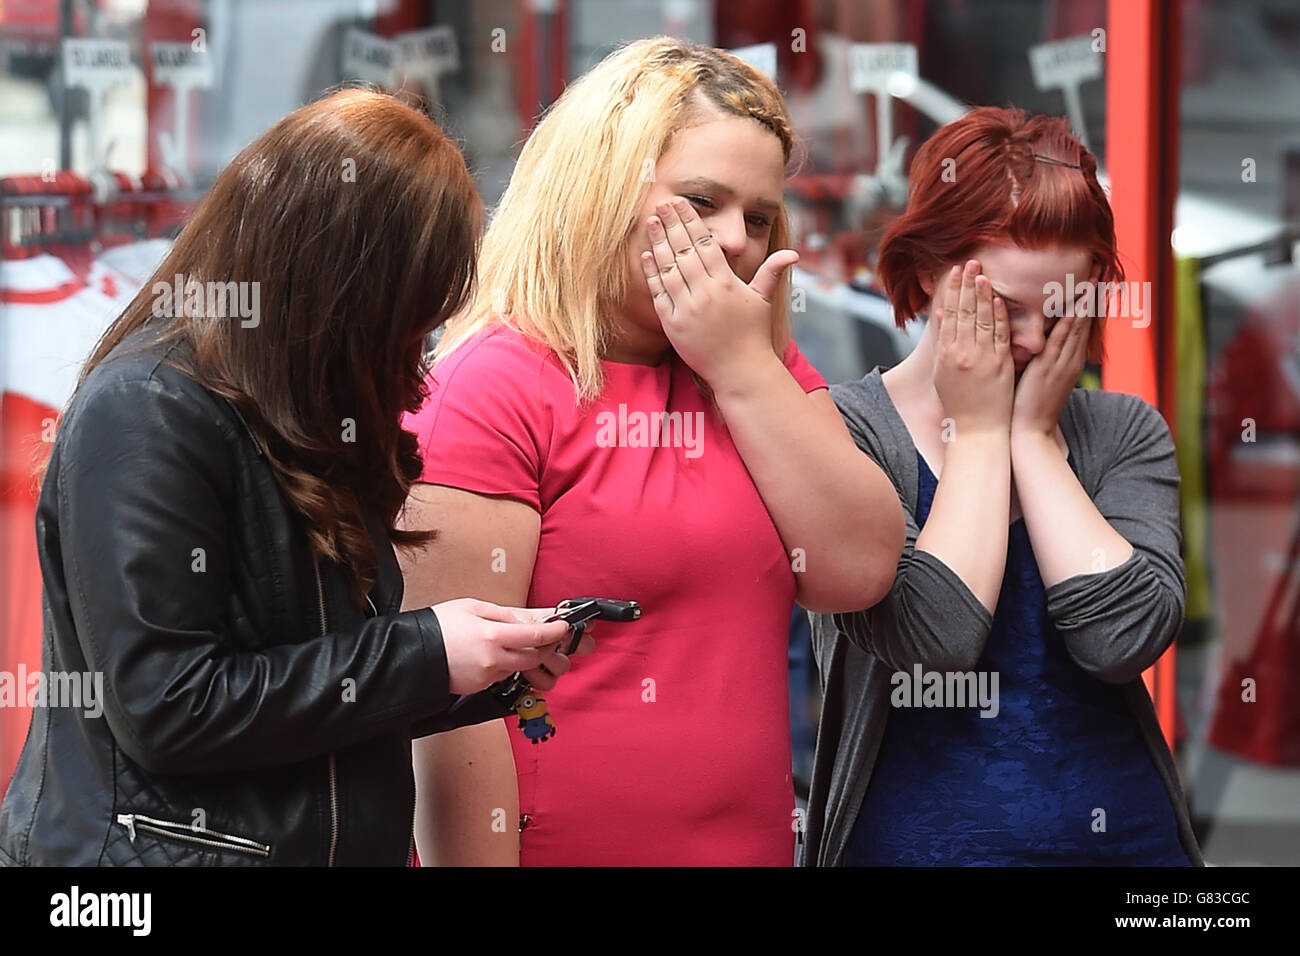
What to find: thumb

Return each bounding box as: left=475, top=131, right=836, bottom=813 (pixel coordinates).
left=508, top=606, right=563, bottom=624
left=748, top=250, right=799, bottom=303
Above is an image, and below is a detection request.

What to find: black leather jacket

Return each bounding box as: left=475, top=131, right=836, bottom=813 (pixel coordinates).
left=0, top=328, right=510, bottom=866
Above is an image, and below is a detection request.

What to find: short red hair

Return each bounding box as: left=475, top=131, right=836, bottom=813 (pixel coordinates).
left=877, top=106, right=1121, bottom=361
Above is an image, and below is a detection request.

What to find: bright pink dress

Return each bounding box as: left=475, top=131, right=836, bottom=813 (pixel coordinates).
left=403, top=324, right=827, bottom=865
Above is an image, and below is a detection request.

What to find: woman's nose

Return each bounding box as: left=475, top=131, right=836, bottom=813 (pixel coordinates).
left=1013, top=314, right=1048, bottom=354
left=709, top=209, right=748, bottom=260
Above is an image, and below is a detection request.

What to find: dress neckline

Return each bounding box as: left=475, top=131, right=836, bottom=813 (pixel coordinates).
left=913, top=446, right=1077, bottom=529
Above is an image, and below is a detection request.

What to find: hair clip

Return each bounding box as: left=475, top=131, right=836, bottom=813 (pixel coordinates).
left=1033, top=153, right=1082, bottom=169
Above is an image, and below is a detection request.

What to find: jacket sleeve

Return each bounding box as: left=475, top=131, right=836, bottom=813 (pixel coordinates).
left=57, top=374, right=464, bottom=774
left=828, top=387, right=995, bottom=673
left=1043, top=394, right=1186, bottom=684
left=409, top=694, right=515, bottom=739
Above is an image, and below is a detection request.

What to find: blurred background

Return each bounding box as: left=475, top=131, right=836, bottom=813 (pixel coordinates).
left=1, top=0, right=1297, bottom=865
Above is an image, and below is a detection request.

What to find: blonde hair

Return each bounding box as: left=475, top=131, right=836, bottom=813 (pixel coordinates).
left=435, top=36, right=797, bottom=400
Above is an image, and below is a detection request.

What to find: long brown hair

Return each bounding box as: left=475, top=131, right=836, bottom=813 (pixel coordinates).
left=65, top=88, right=484, bottom=610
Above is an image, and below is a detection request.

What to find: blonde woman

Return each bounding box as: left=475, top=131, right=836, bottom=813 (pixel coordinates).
left=399, top=37, right=903, bottom=866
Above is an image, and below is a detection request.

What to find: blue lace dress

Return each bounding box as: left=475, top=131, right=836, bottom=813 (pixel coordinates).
left=845, top=450, right=1191, bottom=865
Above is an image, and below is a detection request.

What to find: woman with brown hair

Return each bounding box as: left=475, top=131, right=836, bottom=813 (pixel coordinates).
left=0, top=88, right=580, bottom=867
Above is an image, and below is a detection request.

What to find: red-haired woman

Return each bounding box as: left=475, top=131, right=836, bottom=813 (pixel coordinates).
left=803, top=107, right=1203, bottom=866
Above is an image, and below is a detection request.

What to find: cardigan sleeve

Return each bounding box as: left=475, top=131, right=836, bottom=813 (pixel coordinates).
left=1043, top=392, right=1186, bottom=684
left=828, top=380, right=995, bottom=673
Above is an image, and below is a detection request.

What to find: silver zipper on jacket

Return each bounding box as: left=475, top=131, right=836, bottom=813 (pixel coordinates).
left=115, top=812, right=271, bottom=858
left=314, top=554, right=340, bottom=868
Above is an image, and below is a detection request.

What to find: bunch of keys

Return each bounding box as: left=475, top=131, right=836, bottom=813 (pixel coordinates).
left=489, top=598, right=641, bottom=744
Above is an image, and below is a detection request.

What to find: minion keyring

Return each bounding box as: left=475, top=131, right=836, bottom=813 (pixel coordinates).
left=487, top=598, right=641, bottom=743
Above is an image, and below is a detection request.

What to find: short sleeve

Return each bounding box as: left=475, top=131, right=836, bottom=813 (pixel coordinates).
left=403, top=329, right=546, bottom=511
left=781, top=338, right=829, bottom=393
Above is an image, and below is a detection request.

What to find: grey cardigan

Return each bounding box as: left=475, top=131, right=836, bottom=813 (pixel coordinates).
left=800, top=367, right=1204, bottom=867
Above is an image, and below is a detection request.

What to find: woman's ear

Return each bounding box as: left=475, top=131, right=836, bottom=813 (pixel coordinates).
left=919, top=270, right=938, bottom=298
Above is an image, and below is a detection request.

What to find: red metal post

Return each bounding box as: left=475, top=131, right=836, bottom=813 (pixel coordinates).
left=1104, top=0, right=1181, bottom=748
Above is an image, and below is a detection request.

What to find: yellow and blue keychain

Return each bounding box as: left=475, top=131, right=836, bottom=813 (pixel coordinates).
left=488, top=598, right=641, bottom=744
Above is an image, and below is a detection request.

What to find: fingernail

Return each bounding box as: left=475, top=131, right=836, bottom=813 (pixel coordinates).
left=965, top=260, right=978, bottom=276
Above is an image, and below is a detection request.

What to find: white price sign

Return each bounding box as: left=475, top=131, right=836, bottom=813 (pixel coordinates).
left=849, top=43, right=917, bottom=94
left=63, top=39, right=131, bottom=174
left=397, top=25, right=459, bottom=79
left=151, top=43, right=213, bottom=89
left=342, top=28, right=398, bottom=88
left=1027, top=35, right=1101, bottom=148
left=729, top=42, right=776, bottom=81
left=1028, top=36, right=1102, bottom=90
left=63, top=39, right=131, bottom=93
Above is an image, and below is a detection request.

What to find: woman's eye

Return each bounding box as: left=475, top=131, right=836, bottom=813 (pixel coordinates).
left=746, top=214, right=772, bottom=229
left=684, top=195, right=714, bottom=210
